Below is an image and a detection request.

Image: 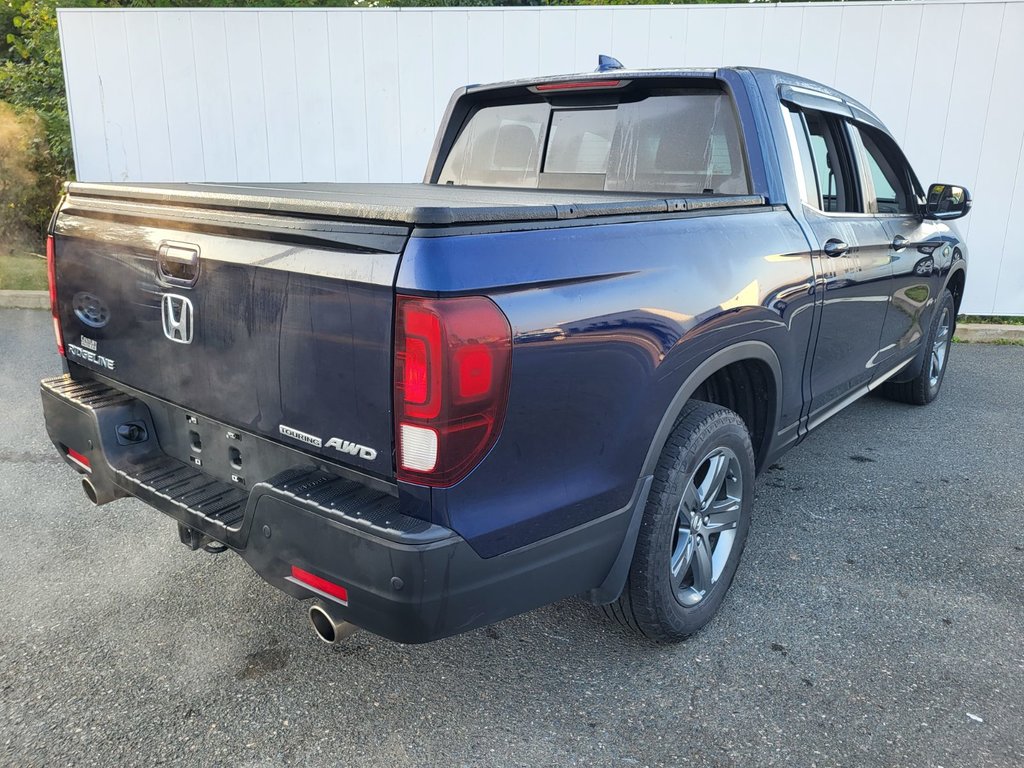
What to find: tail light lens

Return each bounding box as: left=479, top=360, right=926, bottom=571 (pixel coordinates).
left=394, top=295, right=512, bottom=487
left=46, top=235, right=64, bottom=356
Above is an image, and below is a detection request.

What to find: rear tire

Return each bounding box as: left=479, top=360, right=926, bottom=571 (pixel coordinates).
left=602, top=401, right=755, bottom=642
left=880, top=289, right=955, bottom=406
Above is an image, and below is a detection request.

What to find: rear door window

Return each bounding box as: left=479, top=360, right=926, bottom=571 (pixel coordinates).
left=785, top=106, right=861, bottom=213
left=438, top=89, right=751, bottom=195
left=848, top=124, right=919, bottom=214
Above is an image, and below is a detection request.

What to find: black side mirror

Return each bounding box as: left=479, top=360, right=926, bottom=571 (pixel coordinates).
left=925, top=183, right=972, bottom=220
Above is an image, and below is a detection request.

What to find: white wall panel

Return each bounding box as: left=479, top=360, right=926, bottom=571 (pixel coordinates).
left=647, top=8, right=686, bottom=69
left=796, top=6, right=840, bottom=86
left=865, top=3, right=923, bottom=145
left=502, top=10, right=540, bottom=81
left=58, top=2, right=1024, bottom=314
left=467, top=11, right=503, bottom=86
left=682, top=9, right=726, bottom=68
left=224, top=12, right=269, bottom=182
left=758, top=5, right=803, bottom=73
left=574, top=8, right=613, bottom=72
left=91, top=13, right=140, bottom=182
left=157, top=12, right=205, bottom=181
left=397, top=12, right=436, bottom=182
left=294, top=11, right=336, bottom=182
left=832, top=5, right=882, bottom=102
left=432, top=11, right=468, bottom=122
left=974, top=1, right=1024, bottom=315
left=327, top=13, right=368, bottom=183
left=191, top=12, right=237, bottom=182
left=361, top=12, right=402, bottom=182
left=937, top=1, right=1002, bottom=247
left=992, top=140, right=1024, bottom=313
left=722, top=7, right=766, bottom=67
left=59, top=12, right=107, bottom=182
left=538, top=9, right=576, bottom=75
left=258, top=12, right=302, bottom=181
left=902, top=3, right=963, bottom=187
left=610, top=8, right=651, bottom=70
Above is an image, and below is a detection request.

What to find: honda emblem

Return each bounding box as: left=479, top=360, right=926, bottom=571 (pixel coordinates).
left=161, top=294, right=194, bottom=344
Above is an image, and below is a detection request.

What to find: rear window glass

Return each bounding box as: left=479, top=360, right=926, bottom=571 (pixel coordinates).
left=438, top=89, right=750, bottom=195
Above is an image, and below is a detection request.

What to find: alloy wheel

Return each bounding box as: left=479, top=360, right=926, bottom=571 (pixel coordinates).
left=670, top=446, right=743, bottom=607
left=929, top=307, right=951, bottom=388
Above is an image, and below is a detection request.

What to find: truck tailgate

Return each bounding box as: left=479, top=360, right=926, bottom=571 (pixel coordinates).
left=53, top=189, right=408, bottom=480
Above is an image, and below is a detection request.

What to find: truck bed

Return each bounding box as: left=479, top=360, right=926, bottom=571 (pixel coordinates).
left=65, top=182, right=765, bottom=226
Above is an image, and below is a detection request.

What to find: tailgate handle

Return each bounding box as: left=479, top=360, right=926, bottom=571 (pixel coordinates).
left=158, top=242, right=200, bottom=287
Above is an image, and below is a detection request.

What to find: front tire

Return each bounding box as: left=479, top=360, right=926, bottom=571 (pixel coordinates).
left=881, top=289, right=955, bottom=405
left=603, top=401, right=755, bottom=642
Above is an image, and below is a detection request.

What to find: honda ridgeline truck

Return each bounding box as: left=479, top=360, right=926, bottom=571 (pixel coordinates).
left=41, top=65, right=971, bottom=644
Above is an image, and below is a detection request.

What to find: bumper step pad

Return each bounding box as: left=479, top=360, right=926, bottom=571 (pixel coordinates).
left=120, top=456, right=248, bottom=531
left=263, top=467, right=441, bottom=543
left=41, top=374, right=439, bottom=549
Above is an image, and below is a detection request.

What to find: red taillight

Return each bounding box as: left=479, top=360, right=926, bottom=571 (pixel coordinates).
left=401, top=304, right=442, bottom=418
left=46, top=235, right=64, bottom=357
left=290, top=565, right=349, bottom=604
left=403, top=337, right=430, bottom=405
left=534, top=80, right=622, bottom=91
left=394, top=295, right=512, bottom=487
left=455, top=345, right=493, bottom=399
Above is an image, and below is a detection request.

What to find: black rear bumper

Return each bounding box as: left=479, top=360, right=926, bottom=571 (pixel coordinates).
left=41, top=375, right=643, bottom=643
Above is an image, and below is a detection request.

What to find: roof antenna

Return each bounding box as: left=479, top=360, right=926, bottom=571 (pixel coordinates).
left=596, top=54, right=624, bottom=73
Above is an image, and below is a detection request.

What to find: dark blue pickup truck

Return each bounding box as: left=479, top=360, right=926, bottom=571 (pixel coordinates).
left=41, top=65, right=971, bottom=645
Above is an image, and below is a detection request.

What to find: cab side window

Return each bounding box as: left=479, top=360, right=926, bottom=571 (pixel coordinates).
left=849, top=124, right=917, bottom=215
left=786, top=107, right=861, bottom=214
left=786, top=109, right=821, bottom=208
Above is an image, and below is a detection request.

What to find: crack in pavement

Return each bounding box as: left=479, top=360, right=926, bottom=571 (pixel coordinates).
left=0, top=451, right=62, bottom=465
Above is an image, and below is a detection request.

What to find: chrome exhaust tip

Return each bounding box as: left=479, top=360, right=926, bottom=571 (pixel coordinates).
left=308, top=602, right=358, bottom=644
left=81, top=476, right=126, bottom=506
left=82, top=477, right=99, bottom=505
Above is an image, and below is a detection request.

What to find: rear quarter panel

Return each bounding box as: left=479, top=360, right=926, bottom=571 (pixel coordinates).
left=398, top=208, right=815, bottom=556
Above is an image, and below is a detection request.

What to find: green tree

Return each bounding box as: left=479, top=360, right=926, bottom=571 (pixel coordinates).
left=2, top=0, right=71, bottom=192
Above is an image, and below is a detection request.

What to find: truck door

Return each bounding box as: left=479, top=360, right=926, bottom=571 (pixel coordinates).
left=784, top=107, right=895, bottom=423
left=847, top=122, right=949, bottom=366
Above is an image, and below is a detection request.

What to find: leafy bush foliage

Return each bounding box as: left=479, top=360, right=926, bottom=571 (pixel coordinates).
left=0, top=99, right=56, bottom=248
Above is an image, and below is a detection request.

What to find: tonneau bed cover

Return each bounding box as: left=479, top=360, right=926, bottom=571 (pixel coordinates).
left=64, top=182, right=764, bottom=226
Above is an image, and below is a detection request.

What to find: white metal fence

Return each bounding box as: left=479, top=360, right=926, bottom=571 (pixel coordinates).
left=57, top=1, right=1023, bottom=315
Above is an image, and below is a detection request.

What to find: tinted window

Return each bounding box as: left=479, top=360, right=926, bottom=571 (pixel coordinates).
left=437, top=102, right=547, bottom=188
left=438, top=90, right=750, bottom=195
left=786, top=109, right=821, bottom=208
left=789, top=108, right=859, bottom=213
left=545, top=108, right=616, bottom=174
left=851, top=125, right=915, bottom=214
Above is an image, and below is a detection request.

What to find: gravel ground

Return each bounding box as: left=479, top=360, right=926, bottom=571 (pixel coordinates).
left=1, top=307, right=1021, bottom=768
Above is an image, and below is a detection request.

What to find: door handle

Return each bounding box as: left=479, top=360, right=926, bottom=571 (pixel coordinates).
left=822, top=238, right=849, bottom=258
left=891, top=235, right=909, bottom=251
left=158, top=241, right=200, bottom=287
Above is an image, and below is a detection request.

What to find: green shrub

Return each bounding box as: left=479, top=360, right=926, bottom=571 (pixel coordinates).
left=0, top=100, right=57, bottom=247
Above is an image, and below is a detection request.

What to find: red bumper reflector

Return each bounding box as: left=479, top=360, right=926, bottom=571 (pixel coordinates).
left=66, top=447, right=91, bottom=471
left=290, top=566, right=349, bottom=603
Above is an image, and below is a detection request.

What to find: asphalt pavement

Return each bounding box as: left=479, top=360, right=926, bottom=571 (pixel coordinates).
left=1, top=307, right=1021, bottom=768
